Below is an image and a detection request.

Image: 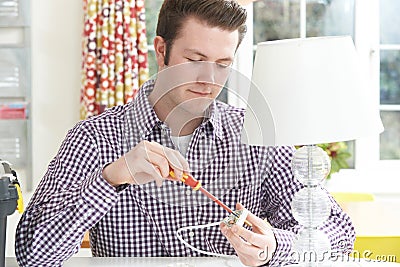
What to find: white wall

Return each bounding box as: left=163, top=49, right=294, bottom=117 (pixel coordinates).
left=31, top=0, right=82, bottom=188
left=7, top=0, right=83, bottom=257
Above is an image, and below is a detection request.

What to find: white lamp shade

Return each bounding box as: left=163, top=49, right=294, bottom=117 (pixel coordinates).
left=241, top=36, right=384, bottom=146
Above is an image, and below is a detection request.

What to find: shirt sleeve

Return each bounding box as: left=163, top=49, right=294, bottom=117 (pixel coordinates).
left=260, top=146, right=356, bottom=266
left=15, top=122, right=119, bottom=267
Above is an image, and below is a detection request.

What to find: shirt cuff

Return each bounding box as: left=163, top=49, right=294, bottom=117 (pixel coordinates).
left=268, top=228, right=295, bottom=266
left=80, top=167, right=118, bottom=214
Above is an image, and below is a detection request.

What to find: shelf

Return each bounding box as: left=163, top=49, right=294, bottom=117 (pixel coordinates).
left=0, top=47, right=29, bottom=97
left=0, top=0, right=29, bottom=27
left=0, top=119, right=27, bottom=167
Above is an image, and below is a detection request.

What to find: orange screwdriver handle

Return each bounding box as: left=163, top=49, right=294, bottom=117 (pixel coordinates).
left=169, top=167, right=202, bottom=191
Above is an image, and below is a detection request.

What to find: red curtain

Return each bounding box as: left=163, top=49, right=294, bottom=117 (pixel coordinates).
left=80, top=0, right=148, bottom=119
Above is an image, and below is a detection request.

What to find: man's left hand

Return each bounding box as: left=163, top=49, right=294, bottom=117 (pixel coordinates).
left=220, top=203, right=277, bottom=267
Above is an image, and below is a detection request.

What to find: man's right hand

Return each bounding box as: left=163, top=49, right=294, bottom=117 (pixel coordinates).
left=102, top=140, right=189, bottom=187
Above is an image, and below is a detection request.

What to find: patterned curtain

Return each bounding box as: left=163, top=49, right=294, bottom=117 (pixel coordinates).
left=80, top=0, right=149, bottom=119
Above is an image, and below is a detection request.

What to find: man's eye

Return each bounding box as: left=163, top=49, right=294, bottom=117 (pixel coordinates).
left=217, top=62, right=230, bottom=69
left=186, top=58, right=201, bottom=62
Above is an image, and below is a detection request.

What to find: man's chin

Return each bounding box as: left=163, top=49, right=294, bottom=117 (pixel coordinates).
left=181, top=99, right=213, bottom=116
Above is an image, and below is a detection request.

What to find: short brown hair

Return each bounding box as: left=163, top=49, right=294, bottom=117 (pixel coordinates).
left=156, top=0, right=247, bottom=65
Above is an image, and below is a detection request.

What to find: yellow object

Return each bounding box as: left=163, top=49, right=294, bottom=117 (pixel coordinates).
left=14, top=183, right=24, bottom=213
left=330, top=192, right=374, bottom=203
left=169, top=170, right=202, bottom=191
left=81, top=231, right=90, bottom=248
left=330, top=192, right=374, bottom=213
left=352, top=236, right=400, bottom=263
left=330, top=192, right=399, bottom=263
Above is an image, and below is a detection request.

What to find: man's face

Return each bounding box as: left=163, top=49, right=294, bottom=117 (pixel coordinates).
left=153, top=17, right=239, bottom=117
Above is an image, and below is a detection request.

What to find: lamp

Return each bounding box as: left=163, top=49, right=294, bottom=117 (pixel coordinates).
left=241, top=36, right=383, bottom=265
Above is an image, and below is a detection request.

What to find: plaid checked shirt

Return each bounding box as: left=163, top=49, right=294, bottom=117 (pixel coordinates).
left=15, top=80, right=355, bottom=266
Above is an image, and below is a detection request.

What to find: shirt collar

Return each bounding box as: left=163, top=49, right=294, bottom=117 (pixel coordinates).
left=130, top=79, right=224, bottom=139
left=130, top=79, right=162, bottom=138
left=203, top=100, right=224, bottom=140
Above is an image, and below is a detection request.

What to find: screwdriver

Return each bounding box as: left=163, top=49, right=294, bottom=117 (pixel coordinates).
left=169, top=167, right=252, bottom=227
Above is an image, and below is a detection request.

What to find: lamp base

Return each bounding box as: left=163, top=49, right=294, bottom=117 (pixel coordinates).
left=288, top=145, right=332, bottom=267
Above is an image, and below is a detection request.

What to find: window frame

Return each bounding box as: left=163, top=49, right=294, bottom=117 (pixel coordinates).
left=353, top=0, right=400, bottom=192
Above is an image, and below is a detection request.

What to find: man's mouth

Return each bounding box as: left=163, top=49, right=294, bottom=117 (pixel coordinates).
left=188, top=90, right=211, bottom=97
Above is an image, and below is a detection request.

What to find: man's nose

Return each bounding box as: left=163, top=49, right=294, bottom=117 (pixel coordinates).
left=196, top=62, right=216, bottom=84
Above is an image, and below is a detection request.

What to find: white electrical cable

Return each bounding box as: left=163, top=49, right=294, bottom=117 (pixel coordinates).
left=176, top=209, right=249, bottom=257
left=176, top=221, right=235, bottom=257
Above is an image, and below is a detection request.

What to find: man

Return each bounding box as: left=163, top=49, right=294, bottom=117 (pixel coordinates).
left=15, top=0, right=355, bottom=266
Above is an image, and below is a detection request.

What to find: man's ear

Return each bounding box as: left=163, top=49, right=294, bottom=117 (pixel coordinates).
left=154, top=36, right=167, bottom=68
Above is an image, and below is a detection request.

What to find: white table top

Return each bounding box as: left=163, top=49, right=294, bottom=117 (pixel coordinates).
left=5, top=257, right=400, bottom=267
left=7, top=257, right=243, bottom=267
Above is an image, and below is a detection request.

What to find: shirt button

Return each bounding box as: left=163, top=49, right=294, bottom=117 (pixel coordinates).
left=199, top=131, right=206, bottom=138
left=186, top=190, right=191, bottom=196
left=104, top=197, right=112, bottom=204
left=188, top=231, right=195, bottom=237
left=160, top=124, right=168, bottom=135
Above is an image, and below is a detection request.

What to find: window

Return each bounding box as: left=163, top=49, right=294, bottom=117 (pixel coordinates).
left=145, top=0, right=163, bottom=78
left=379, top=0, right=400, bottom=160
left=240, top=0, right=399, bottom=191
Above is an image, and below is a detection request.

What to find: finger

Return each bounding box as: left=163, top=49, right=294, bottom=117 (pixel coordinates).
left=148, top=142, right=190, bottom=173
left=145, top=150, right=170, bottom=178
left=221, top=224, right=270, bottom=267
left=166, top=152, right=185, bottom=179
left=164, top=147, right=189, bottom=171
left=222, top=226, right=265, bottom=265
left=228, top=208, right=277, bottom=263
left=236, top=203, right=243, bottom=210
left=145, top=162, right=166, bottom=187
left=141, top=141, right=182, bottom=179
left=236, top=203, right=271, bottom=233
left=221, top=223, right=250, bottom=246
left=146, top=141, right=173, bottom=158
left=170, top=155, right=190, bottom=174
left=262, top=218, right=272, bottom=228
left=135, top=160, right=163, bottom=185
left=230, top=225, right=267, bottom=248
left=143, top=141, right=166, bottom=158
left=155, top=176, right=164, bottom=187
